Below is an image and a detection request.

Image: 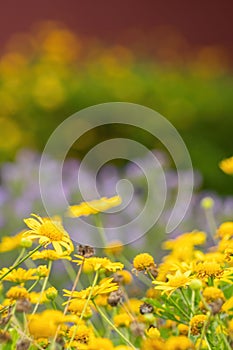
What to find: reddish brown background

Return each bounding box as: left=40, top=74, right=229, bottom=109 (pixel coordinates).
left=1, top=0, right=233, bottom=54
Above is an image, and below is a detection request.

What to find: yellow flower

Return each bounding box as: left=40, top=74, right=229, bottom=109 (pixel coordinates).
left=0, top=267, right=38, bottom=284
left=113, top=313, right=132, bottom=327
left=222, top=296, right=233, bottom=314
left=114, top=346, right=135, bottom=350
left=133, top=253, right=155, bottom=272
left=73, top=255, right=124, bottom=272
left=146, top=327, right=160, bottom=338
left=202, top=287, right=225, bottom=303
left=28, top=310, right=77, bottom=339
left=165, top=336, right=194, bottom=349
left=104, top=240, right=124, bottom=256
left=114, top=270, right=133, bottom=285
left=6, top=286, right=29, bottom=300
left=31, top=249, right=72, bottom=261
left=67, top=298, right=92, bottom=318
left=194, top=261, right=224, bottom=280
left=153, top=270, right=192, bottom=297
left=190, top=314, right=207, bottom=335
left=219, top=156, right=233, bottom=175
left=88, top=337, right=114, bottom=350
left=0, top=231, right=24, bottom=253
left=63, top=278, right=118, bottom=300
left=23, top=214, right=73, bottom=254
left=68, top=195, right=122, bottom=217
left=216, top=222, right=233, bottom=240
left=67, top=324, right=94, bottom=344
left=177, top=324, right=189, bottom=336
left=141, top=337, right=164, bottom=350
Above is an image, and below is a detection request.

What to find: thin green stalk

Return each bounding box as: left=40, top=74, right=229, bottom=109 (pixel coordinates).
left=67, top=271, right=99, bottom=349
left=180, top=288, right=193, bottom=314
left=31, top=260, right=52, bottom=315
left=93, top=301, right=136, bottom=349
left=168, top=296, right=190, bottom=321
left=0, top=244, right=43, bottom=282
left=94, top=214, right=107, bottom=247
left=204, top=206, right=217, bottom=245
left=27, top=278, right=40, bottom=293
left=197, top=312, right=211, bottom=350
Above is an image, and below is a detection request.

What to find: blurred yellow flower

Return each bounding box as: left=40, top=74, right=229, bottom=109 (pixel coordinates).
left=67, top=195, right=122, bottom=217
left=219, top=156, right=233, bottom=175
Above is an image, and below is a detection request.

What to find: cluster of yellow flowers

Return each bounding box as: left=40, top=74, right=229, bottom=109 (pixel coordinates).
left=0, top=189, right=233, bottom=349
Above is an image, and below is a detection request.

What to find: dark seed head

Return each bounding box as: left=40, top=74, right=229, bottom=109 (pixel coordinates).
left=107, top=289, right=123, bottom=307
left=140, top=302, right=154, bottom=315
left=77, top=245, right=95, bottom=258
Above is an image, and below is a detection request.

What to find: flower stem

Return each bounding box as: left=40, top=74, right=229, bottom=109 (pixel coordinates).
left=94, top=214, right=107, bottom=247
left=93, top=301, right=136, bottom=349
left=31, top=259, right=52, bottom=314
left=67, top=271, right=99, bottom=349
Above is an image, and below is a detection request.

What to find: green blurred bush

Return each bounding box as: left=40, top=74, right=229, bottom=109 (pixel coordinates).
left=0, top=22, right=232, bottom=193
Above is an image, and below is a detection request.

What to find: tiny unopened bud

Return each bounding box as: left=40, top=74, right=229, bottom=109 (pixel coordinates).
left=36, top=265, right=49, bottom=278
left=45, top=287, right=58, bottom=301
left=20, top=238, right=32, bottom=249
left=190, top=279, right=203, bottom=290
left=140, top=302, right=154, bottom=315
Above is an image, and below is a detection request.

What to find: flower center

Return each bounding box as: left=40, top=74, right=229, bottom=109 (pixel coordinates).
left=169, top=276, right=189, bottom=287
left=39, top=221, right=63, bottom=241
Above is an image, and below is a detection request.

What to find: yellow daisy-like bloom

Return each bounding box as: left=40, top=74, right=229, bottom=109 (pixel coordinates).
left=29, top=287, right=57, bottom=304
left=113, top=313, right=132, bottom=327
left=31, top=249, right=72, bottom=261
left=195, top=339, right=208, bottom=349
left=67, top=195, right=122, bottom=217
left=28, top=310, right=78, bottom=339
left=114, top=270, right=133, bottom=285
left=194, top=261, right=224, bottom=280
left=141, top=337, right=164, bottom=350
left=146, top=327, right=160, bottom=338
left=104, top=240, right=124, bottom=256
left=63, top=278, right=119, bottom=300
left=23, top=214, right=74, bottom=254
left=133, top=253, right=155, bottom=272
left=165, top=336, right=194, bottom=349
left=6, top=286, right=29, bottom=300
left=0, top=231, right=24, bottom=253
left=114, top=346, right=135, bottom=350
left=222, top=296, right=233, bottom=314
left=88, top=338, right=114, bottom=350
left=67, top=324, right=94, bottom=344
left=202, top=287, right=225, bottom=303
left=190, top=314, right=207, bottom=335
left=0, top=267, right=39, bottom=284
left=216, top=222, right=233, bottom=240
left=177, top=324, right=189, bottom=336
left=153, top=270, right=192, bottom=297
left=219, top=156, right=233, bottom=175
left=73, top=255, right=124, bottom=272
left=67, top=298, right=92, bottom=318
